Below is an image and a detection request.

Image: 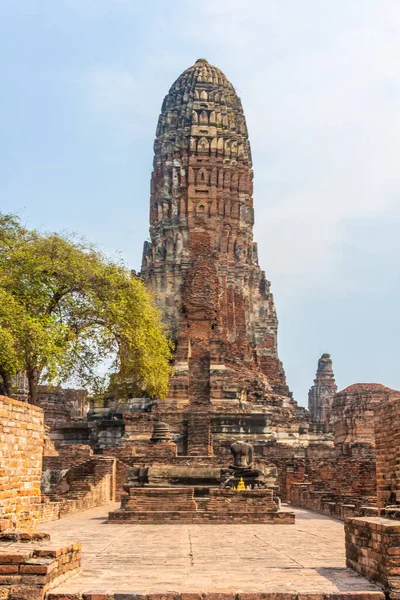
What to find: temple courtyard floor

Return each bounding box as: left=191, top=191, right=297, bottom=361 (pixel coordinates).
left=41, top=503, right=383, bottom=598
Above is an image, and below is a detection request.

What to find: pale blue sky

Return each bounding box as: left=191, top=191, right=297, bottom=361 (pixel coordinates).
left=1, top=0, right=399, bottom=405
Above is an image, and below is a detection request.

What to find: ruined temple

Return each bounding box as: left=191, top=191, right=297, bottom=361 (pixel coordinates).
left=30, top=60, right=392, bottom=527
left=141, top=58, right=295, bottom=414
left=3, top=58, right=400, bottom=600
left=43, top=60, right=323, bottom=454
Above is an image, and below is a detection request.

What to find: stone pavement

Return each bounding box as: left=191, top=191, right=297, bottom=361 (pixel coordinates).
left=41, top=503, right=383, bottom=596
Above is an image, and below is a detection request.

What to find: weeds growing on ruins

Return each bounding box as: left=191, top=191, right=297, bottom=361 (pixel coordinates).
left=0, top=213, right=172, bottom=403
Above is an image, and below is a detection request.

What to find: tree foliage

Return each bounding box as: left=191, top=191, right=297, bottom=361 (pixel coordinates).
left=0, top=214, right=172, bottom=403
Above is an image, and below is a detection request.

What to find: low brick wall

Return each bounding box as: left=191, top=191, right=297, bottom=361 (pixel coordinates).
left=345, top=516, right=400, bottom=599
left=290, top=483, right=376, bottom=520
left=0, top=540, right=81, bottom=599
left=0, top=395, right=45, bottom=532
left=287, top=443, right=377, bottom=520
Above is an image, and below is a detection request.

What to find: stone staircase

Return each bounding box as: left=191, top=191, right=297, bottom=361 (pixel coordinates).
left=47, top=458, right=110, bottom=501
left=40, top=457, right=115, bottom=521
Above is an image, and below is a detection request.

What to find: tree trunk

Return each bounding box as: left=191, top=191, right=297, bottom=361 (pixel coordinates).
left=0, top=369, right=12, bottom=397
left=27, top=367, right=40, bottom=405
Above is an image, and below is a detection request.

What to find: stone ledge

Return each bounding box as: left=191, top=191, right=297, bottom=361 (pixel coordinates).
left=46, top=592, right=385, bottom=600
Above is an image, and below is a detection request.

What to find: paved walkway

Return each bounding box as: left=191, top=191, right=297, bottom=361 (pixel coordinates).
left=41, top=504, right=382, bottom=595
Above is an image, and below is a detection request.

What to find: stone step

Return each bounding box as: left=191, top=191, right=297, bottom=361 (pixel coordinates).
left=47, top=591, right=385, bottom=600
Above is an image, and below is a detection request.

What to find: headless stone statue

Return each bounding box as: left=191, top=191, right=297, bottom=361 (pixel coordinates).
left=221, top=440, right=264, bottom=488
left=230, top=440, right=253, bottom=469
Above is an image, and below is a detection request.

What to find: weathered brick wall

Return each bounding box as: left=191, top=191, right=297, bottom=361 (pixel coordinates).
left=118, top=440, right=177, bottom=459
left=49, top=421, right=95, bottom=448
left=291, top=483, right=376, bottom=520
left=288, top=447, right=376, bottom=519
left=0, top=395, right=44, bottom=532
left=331, top=384, right=396, bottom=450
left=279, top=384, right=385, bottom=516
left=40, top=474, right=113, bottom=522
left=375, top=394, right=400, bottom=510
left=305, top=448, right=376, bottom=496
left=40, top=457, right=116, bottom=522
left=346, top=517, right=400, bottom=599
left=260, top=441, right=376, bottom=507
left=114, top=460, right=128, bottom=502
left=123, top=412, right=157, bottom=437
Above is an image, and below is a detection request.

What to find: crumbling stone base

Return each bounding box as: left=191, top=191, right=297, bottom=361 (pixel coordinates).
left=108, top=487, right=295, bottom=524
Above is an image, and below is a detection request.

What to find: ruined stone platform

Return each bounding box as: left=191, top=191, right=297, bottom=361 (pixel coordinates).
left=41, top=503, right=383, bottom=599
left=108, top=487, right=295, bottom=524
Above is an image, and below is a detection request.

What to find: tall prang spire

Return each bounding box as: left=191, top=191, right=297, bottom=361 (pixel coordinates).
left=141, top=59, right=291, bottom=410
left=308, top=353, right=337, bottom=425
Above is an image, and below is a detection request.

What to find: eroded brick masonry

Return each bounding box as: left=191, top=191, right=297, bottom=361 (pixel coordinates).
left=0, top=395, right=44, bottom=532
left=141, top=58, right=292, bottom=409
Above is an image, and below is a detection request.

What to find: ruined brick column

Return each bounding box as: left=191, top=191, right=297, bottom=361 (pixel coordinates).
left=141, top=58, right=292, bottom=417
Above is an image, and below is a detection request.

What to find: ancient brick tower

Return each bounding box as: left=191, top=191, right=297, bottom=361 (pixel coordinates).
left=141, top=59, right=292, bottom=416
left=308, top=354, right=337, bottom=426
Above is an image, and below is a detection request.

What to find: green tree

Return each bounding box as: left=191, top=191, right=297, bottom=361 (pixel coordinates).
left=0, top=214, right=172, bottom=404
